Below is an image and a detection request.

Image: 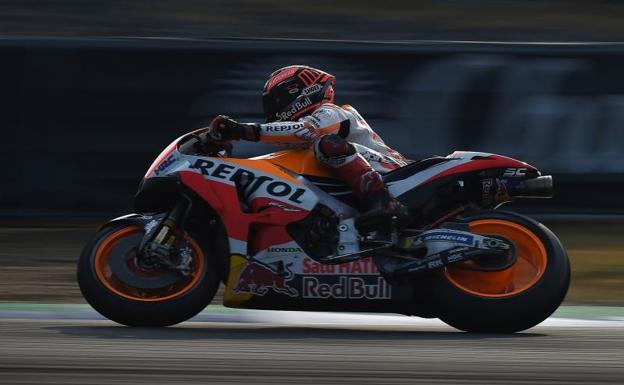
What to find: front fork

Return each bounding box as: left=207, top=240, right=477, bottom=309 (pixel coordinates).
left=138, top=197, right=193, bottom=273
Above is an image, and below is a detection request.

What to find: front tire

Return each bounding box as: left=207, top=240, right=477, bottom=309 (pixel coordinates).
left=432, top=211, right=570, bottom=333
left=77, top=222, right=220, bottom=327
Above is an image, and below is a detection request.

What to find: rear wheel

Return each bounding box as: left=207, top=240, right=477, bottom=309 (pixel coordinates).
left=77, top=222, right=220, bottom=326
left=431, top=210, right=570, bottom=333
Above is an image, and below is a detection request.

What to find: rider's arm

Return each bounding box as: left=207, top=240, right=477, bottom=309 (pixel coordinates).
left=257, top=105, right=347, bottom=146
left=207, top=105, right=348, bottom=146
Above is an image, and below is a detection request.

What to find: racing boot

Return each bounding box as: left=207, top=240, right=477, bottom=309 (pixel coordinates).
left=354, top=185, right=411, bottom=234
left=315, top=134, right=410, bottom=233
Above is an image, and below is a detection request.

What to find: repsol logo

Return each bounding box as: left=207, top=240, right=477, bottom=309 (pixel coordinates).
left=264, top=122, right=305, bottom=132
left=190, top=159, right=307, bottom=204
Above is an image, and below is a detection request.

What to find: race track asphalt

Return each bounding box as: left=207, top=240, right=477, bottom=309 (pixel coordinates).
left=1, top=308, right=623, bottom=385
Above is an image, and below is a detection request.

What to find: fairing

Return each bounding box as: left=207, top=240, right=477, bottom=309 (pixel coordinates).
left=139, top=139, right=546, bottom=314
left=388, top=151, right=537, bottom=197
left=252, top=149, right=336, bottom=179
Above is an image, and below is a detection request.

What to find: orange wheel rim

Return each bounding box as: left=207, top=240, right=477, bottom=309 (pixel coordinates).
left=442, top=219, right=548, bottom=298
left=94, top=226, right=205, bottom=302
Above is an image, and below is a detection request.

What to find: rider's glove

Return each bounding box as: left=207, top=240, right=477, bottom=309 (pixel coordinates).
left=208, top=115, right=260, bottom=142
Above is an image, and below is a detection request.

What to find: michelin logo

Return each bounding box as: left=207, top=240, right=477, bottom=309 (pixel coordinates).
left=422, top=232, right=474, bottom=245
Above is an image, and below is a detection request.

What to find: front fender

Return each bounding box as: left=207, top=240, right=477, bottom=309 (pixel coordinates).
left=98, top=213, right=166, bottom=233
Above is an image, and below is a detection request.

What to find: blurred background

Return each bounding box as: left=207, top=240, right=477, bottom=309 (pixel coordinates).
left=0, top=0, right=622, bottom=305
left=2, top=0, right=624, bottom=41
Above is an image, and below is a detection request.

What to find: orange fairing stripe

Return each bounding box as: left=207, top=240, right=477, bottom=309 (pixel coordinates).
left=222, top=158, right=303, bottom=185
left=443, top=219, right=548, bottom=298
left=252, top=149, right=336, bottom=178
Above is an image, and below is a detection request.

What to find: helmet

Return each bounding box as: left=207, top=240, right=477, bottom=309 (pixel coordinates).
left=262, top=65, right=335, bottom=122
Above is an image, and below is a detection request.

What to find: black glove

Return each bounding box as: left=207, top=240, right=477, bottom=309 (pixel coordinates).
left=208, top=115, right=260, bottom=142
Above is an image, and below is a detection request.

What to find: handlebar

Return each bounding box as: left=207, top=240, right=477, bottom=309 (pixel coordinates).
left=178, top=129, right=232, bottom=157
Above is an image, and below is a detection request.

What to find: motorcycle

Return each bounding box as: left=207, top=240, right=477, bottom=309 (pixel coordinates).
left=77, top=128, right=570, bottom=332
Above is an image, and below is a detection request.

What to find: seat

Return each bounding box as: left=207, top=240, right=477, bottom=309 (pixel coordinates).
left=382, top=157, right=449, bottom=183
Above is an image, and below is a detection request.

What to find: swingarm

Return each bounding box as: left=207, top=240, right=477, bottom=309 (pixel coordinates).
left=373, top=224, right=517, bottom=279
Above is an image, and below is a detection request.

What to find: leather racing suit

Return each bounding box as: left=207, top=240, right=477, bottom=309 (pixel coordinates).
left=253, top=103, right=407, bottom=204
left=208, top=102, right=410, bottom=228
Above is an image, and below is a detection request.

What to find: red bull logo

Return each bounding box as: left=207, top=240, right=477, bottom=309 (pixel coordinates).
left=302, top=276, right=391, bottom=299
left=233, top=262, right=298, bottom=297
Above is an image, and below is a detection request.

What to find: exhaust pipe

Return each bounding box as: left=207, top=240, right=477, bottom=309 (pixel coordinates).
left=511, top=175, right=553, bottom=198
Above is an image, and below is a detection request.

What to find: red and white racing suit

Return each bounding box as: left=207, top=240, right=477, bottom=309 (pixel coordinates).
left=256, top=103, right=407, bottom=204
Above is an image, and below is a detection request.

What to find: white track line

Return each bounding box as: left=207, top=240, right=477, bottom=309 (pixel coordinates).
left=195, top=310, right=624, bottom=329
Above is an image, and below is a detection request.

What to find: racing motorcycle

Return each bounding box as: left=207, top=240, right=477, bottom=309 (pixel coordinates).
left=78, top=128, right=570, bottom=333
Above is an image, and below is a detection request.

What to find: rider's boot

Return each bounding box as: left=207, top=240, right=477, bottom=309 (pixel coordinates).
left=354, top=185, right=411, bottom=233
left=315, top=134, right=410, bottom=232
left=326, top=148, right=410, bottom=232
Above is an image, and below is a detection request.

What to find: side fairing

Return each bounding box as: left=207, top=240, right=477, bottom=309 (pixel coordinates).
left=149, top=152, right=416, bottom=312
left=252, top=149, right=336, bottom=178
left=175, top=155, right=318, bottom=254
left=144, top=134, right=190, bottom=178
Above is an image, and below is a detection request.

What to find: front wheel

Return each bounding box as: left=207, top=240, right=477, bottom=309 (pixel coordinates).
left=431, top=210, right=570, bottom=333
left=77, top=222, right=220, bottom=326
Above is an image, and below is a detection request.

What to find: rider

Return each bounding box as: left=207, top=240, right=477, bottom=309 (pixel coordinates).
left=207, top=65, right=409, bottom=228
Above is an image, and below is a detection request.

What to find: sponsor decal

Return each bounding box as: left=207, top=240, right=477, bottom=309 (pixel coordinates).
left=301, top=258, right=391, bottom=300
left=302, top=276, right=391, bottom=299
left=503, top=167, right=527, bottom=177
left=267, top=247, right=303, bottom=253
left=233, top=261, right=298, bottom=297
left=264, top=122, right=305, bottom=132
left=301, top=83, right=322, bottom=96
left=279, top=97, right=313, bottom=121
left=406, top=246, right=472, bottom=273
left=233, top=257, right=392, bottom=300
left=267, top=201, right=302, bottom=212
left=190, top=159, right=307, bottom=204
left=422, top=232, right=474, bottom=245
left=266, top=67, right=298, bottom=91
left=482, top=178, right=493, bottom=204
left=303, top=257, right=379, bottom=275
left=293, top=124, right=318, bottom=141
left=361, top=150, right=385, bottom=164
left=154, top=154, right=177, bottom=175
left=305, top=116, right=322, bottom=129
left=447, top=252, right=464, bottom=263
left=427, top=259, right=444, bottom=269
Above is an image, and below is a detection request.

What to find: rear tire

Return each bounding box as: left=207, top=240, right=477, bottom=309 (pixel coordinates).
left=77, top=222, right=220, bottom=327
left=432, top=211, right=570, bottom=333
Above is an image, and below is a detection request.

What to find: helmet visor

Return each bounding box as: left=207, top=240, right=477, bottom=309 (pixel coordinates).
left=265, top=76, right=305, bottom=122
